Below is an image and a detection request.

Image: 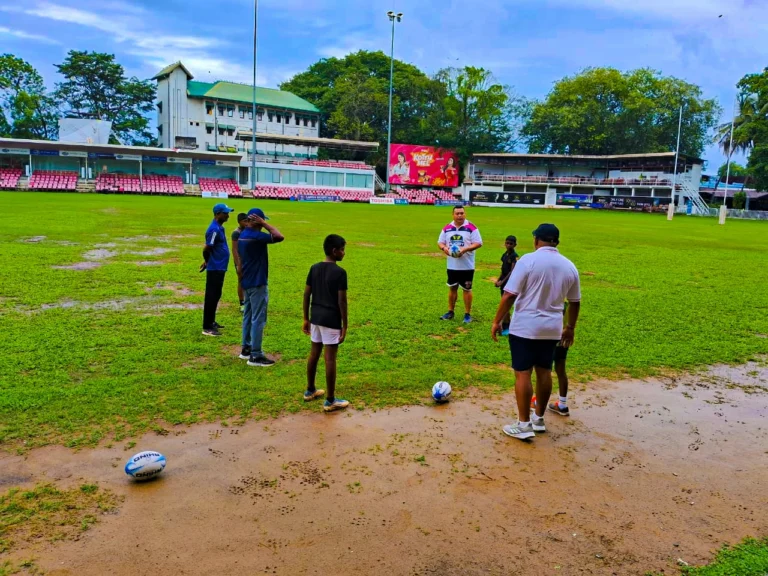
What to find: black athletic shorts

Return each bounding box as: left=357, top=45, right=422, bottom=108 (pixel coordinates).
left=508, top=334, right=559, bottom=372
left=447, top=269, right=474, bottom=292
left=554, top=344, right=569, bottom=362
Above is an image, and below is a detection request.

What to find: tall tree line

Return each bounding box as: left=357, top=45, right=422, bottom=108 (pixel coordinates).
left=0, top=51, right=155, bottom=145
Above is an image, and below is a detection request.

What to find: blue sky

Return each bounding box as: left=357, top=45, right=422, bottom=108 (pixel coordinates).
left=1, top=0, right=765, bottom=170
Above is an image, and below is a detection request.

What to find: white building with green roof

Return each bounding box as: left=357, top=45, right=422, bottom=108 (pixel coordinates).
left=153, top=62, right=321, bottom=156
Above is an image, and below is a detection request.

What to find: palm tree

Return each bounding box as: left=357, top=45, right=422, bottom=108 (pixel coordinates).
left=713, top=93, right=768, bottom=208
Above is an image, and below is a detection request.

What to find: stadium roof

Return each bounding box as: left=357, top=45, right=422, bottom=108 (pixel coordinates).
left=236, top=131, right=378, bottom=152
left=186, top=80, right=320, bottom=114
left=474, top=152, right=704, bottom=163
left=0, top=137, right=240, bottom=161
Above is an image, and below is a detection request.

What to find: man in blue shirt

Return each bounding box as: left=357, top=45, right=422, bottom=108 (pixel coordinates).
left=201, top=203, right=234, bottom=337
left=238, top=208, right=285, bottom=366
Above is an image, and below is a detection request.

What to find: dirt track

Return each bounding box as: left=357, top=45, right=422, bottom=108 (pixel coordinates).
left=2, top=363, right=767, bottom=575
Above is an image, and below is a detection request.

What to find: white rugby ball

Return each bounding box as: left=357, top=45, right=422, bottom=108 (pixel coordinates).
left=450, top=245, right=461, bottom=257
left=125, top=451, right=166, bottom=481
left=432, top=381, right=452, bottom=403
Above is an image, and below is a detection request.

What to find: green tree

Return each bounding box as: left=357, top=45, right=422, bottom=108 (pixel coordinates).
left=730, top=68, right=768, bottom=193
left=0, top=54, right=58, bottom=139
left=53, top=51, right=155, bottom=145
left=280, top=51, right=522, bottom=172
left=522, top=67, right=721, bottom=157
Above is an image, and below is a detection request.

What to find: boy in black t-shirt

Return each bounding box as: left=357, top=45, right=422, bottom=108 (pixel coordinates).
left=302, top=234, right=349, bottom=412
left=494, top=235, right=518, bottom=335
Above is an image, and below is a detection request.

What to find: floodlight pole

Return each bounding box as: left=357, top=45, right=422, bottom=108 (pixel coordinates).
left=384, top=11, right=402, bottom=196
left=719, top=99, right=737, bottom=225
left=250, top=0, right=259, bottom=192
left=667, top=105, right=683, bottom=221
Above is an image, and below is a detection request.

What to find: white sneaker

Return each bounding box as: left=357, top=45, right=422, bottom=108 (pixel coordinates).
left=502, top=423, right=535, bottom=440
left=532, top=417, right=546, bottom=433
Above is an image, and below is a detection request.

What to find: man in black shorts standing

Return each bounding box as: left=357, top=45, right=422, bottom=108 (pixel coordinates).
left=437, top=206, right=483, bottom=323
left=491, top=224, right=581, bottom=441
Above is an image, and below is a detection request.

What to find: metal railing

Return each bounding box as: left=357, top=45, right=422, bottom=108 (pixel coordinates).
left=474, top=174, right=675, bottom=187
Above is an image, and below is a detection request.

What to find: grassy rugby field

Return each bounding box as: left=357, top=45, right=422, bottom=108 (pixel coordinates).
left=1, top=192, right=767, bottom=450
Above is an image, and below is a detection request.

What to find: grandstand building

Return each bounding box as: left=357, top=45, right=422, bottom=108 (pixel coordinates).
left=153, top=62, right=321, bottom=158
left=465, top=152, right=707, bottom=213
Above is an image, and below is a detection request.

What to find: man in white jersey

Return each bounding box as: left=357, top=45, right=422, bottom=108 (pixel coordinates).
left=437, top=206, right=483, bottom=323
left=491, top=223, right=581, bottom=441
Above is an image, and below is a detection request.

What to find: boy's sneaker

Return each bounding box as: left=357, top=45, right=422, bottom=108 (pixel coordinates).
left=238, top=346, right=252, bottom=360
left=548, top=401, right=570, bottom=416
left=212, top=321, right=224, bottom=330
left=463, top=313, right=472, bottom=324
left=440, top=311, right=455, bottom=321
left=532, top=417, right=546, bottom=433
left=323, top=398, right=349, bottom=412
left=202, top=328, right=222, bottom=337
left=247, top=355, right=275, bottom=367
left=502, top=422, right=535, bottom=441
left=304, top=389, right=325, bottom=402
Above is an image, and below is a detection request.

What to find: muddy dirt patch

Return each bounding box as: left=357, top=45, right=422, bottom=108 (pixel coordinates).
left=20, top=235, right=47, bottom=243
left=83, top=249, right=118, bottom=261
left=52, top=261, right=102, bottom=271
left=129, top=247, right=176, bottom=257
left=1, top=363, right=766, bottom=575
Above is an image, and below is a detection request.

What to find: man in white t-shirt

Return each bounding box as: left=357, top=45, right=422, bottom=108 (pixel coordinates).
left=437, top=206, right=483, bottom=323
left=491, top=223, right=581, bottom=441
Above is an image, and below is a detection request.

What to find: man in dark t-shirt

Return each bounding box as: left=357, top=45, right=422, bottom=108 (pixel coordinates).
left=237, top=208, right=284, bottom=367
left=231, top=213, right=247, bottom=312
left=302, top=234, right=349, bottom=412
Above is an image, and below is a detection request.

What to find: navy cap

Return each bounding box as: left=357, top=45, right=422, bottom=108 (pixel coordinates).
left=236, top=212, right=248, bottom=222
left=247, top=208, right=270, bottom=220
left=213, top=203, right=234, bottom=215
left=532, top=223, right=560, bottom=242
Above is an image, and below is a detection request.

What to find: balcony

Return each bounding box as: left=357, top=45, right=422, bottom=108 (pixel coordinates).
left=474, top=174, right=673, bottom=187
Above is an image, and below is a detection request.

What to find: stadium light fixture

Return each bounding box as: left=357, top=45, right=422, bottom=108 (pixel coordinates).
left=384, top=11, right=403, bottom=196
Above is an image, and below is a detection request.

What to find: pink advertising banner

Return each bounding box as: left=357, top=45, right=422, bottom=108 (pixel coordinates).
left=388, top=144, right=459, bottom=188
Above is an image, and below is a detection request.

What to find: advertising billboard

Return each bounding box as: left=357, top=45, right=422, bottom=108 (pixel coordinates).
left=389, top=144, right=459, bottom=188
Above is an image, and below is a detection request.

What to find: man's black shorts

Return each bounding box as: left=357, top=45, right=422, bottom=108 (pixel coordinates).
left=447, top=269, right=474, bottom=292
left=554, top=344, right=569, bottom=362
left=508, top=335, right=559, bottom=372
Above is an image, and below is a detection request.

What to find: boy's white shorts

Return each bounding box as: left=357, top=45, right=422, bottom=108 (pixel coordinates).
left=310, top=324, right=341, bottom=345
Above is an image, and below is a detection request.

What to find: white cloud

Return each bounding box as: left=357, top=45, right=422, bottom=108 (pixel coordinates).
left=0, top=25, right=60, bottom=44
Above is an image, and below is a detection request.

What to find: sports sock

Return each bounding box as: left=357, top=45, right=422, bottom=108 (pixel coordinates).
left=531, top=413, right=544, bottom=422
left=559, top=396, right=568, bottom=407
left=518, top=420, right=531, bottom=428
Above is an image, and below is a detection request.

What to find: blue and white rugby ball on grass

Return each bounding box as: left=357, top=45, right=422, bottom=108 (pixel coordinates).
left=432, top=381, right=452, bottom=403
left=125, top=451, right=166, bottom=481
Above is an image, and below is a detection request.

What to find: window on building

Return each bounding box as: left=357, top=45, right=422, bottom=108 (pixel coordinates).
left=286, top=169, right=311, bottom=185
left=295, top=115, right=301, bottom=126
left=157, top=102, right=163, bottom=113
left=316, top=172, right=343, bottom=187
left=257, top=167, right=281, bottom=184
left=257, top=111, right=263, bottom=121
left=218, top=128, right=225, bottom=136
left=196, top=122, right=200, bottom=126
left=311, top=118, right=317, bottom=128
left=248, top=110, right=253, bottom=120
left=276, top=114, right=282, bottom=124
left=226, top=128, right=234, bottom=136
left=206, top=102, right=214, bottom=115
left=227, top=107, right=234, bottom=118
left=268, top=112, right=274, bottom=122
left=206, top=126, right=213, bottom=134
left=346, top=174, right=373, bottom=189
left=218, top=105, right=225, bottom=116
left=303, top=118, right=308, bottom=127
left=239, top=109, right=245, bottom=119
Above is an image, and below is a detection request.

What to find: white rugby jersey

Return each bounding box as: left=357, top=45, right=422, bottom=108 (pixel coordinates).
left=438, top=221, right=483, bottom=271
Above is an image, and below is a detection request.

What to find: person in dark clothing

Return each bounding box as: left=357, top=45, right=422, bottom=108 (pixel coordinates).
left=494, top=235, right=518, bottom=335
left=201, top=203, right=234, bottom=337
left=231, top=213, right=248, bottom=313
left=237, top=208, right=284, bottom=367
left=302, top=234, right=349, bottom=412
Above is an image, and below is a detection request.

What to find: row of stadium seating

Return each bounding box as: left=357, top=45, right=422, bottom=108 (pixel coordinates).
left=0, top=167, right=22, bottom=189
left=476, top=174, right=674, bottom=186
left=387, top=187, right=459, bottom=205
left=199, top=178, right=243, bottom=197
left=251, top=185, right=374, bottom=202
left=95, top=173, right=185, bottom=195
left=29, top=170, right=78, bottom=191
left=255, top=156, right=375, bottom=171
